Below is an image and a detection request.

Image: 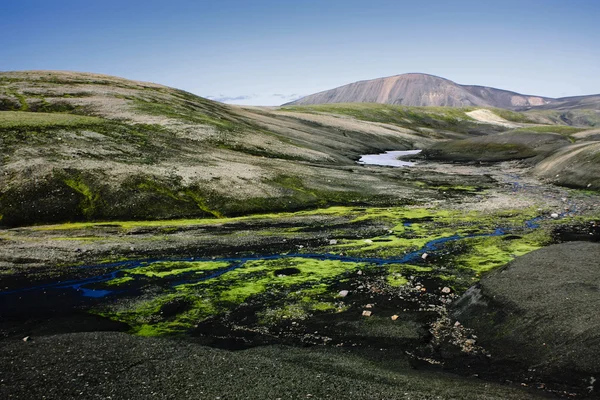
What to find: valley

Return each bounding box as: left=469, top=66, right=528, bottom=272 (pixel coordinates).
left=1, top=71, right=600, bottom=399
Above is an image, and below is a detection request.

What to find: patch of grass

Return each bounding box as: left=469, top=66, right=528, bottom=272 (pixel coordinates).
left=133, top=98, right=239, bottom=131
left=281, top=103, right=505, bottom=135
left=487, top=108, right=538, bottom=123
left=510, top=125, right=586, bottom=136
left=424, top=140, right=536, bottom=162
left=0, top=110, right=102, bottom=128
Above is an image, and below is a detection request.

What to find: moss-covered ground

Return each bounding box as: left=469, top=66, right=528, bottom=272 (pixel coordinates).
left=57, top=205, right=553, bottom=337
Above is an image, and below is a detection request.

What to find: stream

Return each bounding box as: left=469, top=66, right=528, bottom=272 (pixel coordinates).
left=1, top=222, right=520, bottom=300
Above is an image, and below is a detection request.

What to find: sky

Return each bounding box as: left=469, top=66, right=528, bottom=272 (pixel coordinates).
left=1, top=0, right=599, bottom=106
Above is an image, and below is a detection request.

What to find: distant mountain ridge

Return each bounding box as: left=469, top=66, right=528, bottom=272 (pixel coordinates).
left=285, top=73, right=600, bottom=111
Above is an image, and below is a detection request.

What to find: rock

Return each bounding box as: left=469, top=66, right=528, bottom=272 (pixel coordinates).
left=452, top=242, right=600, bottom=394
left=362, top=310, right=372, bottom=317
left=364, top=239, right=373, bottom=244
left=550, top=213, right=559, bottom=219
left=391, top=315, right=399, bottom=321
left=421, top=253, right=428, bottom=260
left=328, top=239, right=337, bottom=245
left=338, top=290, right=349, bottom=298
left=441, top=287, right=452, bottom=294
left=365, top=304, right=373, bottom=309
left=22, top=336, right=30, bottom=342
left=357, top=270, right=362, bottom=275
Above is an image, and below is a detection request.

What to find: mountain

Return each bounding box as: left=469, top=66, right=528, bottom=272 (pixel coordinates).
left=285, top=73, right=599, bottom=111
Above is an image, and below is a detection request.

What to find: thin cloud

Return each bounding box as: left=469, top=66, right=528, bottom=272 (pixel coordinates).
left=205, top=93, right=304, bottom=106
left=206, top=94, right=255, bottom=102
left=272, top=93, right=300, bottom=100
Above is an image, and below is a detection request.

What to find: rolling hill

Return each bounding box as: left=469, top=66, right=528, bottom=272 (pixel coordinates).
left=1, top=70, right=598, bottom=227
left=0, top=70, right=513, bottom=227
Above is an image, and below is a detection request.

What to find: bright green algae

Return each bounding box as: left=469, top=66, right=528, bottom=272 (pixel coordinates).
left=92, top=205, right=552, bottom=336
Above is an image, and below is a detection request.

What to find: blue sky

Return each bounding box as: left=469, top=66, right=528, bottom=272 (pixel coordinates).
left=1, top=0, right=599, bottom=105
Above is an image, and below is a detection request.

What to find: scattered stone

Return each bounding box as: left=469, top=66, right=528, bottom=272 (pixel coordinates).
left=391, top=315, right=399, bottom=321
left=338, top=290, right=349, bottom=298
left=365, top=304, right=373, bottom=309
left=550, top=213, right=559, bottom=219
left=364, top=239, right=373, bottom=244
left=441, top=287, right=452, bottom=294
left=588, top=183, right=592, bottom=188
left=362, top=310, right=372, bottom=317
left=328, top=239, right=337, bottom=245
left=454, top=321, right=461, bottom=327
left=421, top=253, right=429, bottom=260
left=22, top=336, right=30, bottom=342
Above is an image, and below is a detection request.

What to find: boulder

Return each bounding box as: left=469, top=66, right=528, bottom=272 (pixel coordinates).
left=452, top=242, right=600, bottom=394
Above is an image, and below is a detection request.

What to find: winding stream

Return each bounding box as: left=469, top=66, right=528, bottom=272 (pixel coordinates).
left=1, top=223, right=513, bottom=299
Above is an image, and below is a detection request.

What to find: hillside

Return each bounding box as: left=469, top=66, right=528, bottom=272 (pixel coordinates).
left=0, top=71, right=514, bottom=227
left=285, top=73, right=600, bottom=117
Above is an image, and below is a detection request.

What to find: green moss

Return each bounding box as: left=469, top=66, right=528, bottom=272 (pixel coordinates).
left=126, top=260, right=230, bottom=278
left=84, top=205, right=557, bottom=336
left=100, top=257, right=369, bottom=335
left=453, top=230, right=551, bottom=275
left=63, top=176, right=101, bottom=218
left=105, top=276, right=134, bottom=286
left=183, top=188, right=224, bottom=218
left=387, top=274, right=409, bottom=287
